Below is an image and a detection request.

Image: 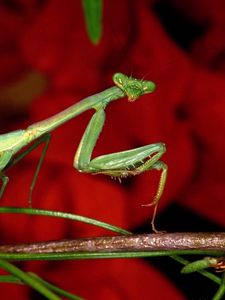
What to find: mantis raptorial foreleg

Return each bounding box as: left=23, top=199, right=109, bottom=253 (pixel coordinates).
left=0, top=73, right=167, bottom=231
left=74, top=107, right=167, bottom=232
left=142, top=161, right=168, bottom=232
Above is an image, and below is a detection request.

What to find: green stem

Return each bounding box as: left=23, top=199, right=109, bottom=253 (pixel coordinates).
left=0, top=273, right=83, bottom=300
left=0, top=275, right=21, bottom=283
left=0, top=207, right=130, bottom=235
left=212, top=273, right=225, bottom=300
left=0, top=260, right=60, bottom=300
left=28, top=273, right=83, bottom=300
left=0, top=250, right=223, bottom=261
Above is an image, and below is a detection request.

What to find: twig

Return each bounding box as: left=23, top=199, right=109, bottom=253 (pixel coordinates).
left=0, top=233, right=225, bottom=254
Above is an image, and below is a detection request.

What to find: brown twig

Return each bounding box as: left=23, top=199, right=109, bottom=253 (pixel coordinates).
left=0, top=233, right=225, bottom=254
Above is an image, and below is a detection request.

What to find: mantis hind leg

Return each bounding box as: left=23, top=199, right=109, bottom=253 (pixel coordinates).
left=5, top=133, right=51, bottom=207
left=28, top=133, right=51, bottom=207
left=0, top=172, right=9, bottom=199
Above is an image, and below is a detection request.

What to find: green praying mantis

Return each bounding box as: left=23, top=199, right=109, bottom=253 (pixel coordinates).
left=0, top=73, right=167, bottom=232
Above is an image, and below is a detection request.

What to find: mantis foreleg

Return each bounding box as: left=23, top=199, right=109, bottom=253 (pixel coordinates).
left=142, top=161, right=168, bottom=232
left=74, top=108, right=105, bottom=170
left=74, top=104, right=168, bottom=232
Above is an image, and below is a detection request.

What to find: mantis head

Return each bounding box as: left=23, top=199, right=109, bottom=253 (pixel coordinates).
left=113, top=73, right=156, bottom=101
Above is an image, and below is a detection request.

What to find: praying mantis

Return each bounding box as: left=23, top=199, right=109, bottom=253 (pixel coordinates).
left=0, top=73, right=167, bottom=232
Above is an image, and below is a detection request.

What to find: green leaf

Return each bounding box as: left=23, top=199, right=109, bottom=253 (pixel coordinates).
left=82, top=0, right=102, bottom=44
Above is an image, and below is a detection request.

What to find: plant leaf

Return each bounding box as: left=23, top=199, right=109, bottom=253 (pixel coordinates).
left=82, top=0, right=102, bottom=44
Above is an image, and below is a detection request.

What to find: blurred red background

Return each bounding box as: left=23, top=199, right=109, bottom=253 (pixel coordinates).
left=0, top=0, right=225, bottom=299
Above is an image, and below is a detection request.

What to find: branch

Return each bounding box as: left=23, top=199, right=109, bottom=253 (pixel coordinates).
left=0, top=233, right=225, bottom=254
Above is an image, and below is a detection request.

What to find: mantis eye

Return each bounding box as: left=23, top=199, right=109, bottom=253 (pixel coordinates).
left=113, top=73, right=128, bottom=88
left=142, top=80, right=156, bottom=93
